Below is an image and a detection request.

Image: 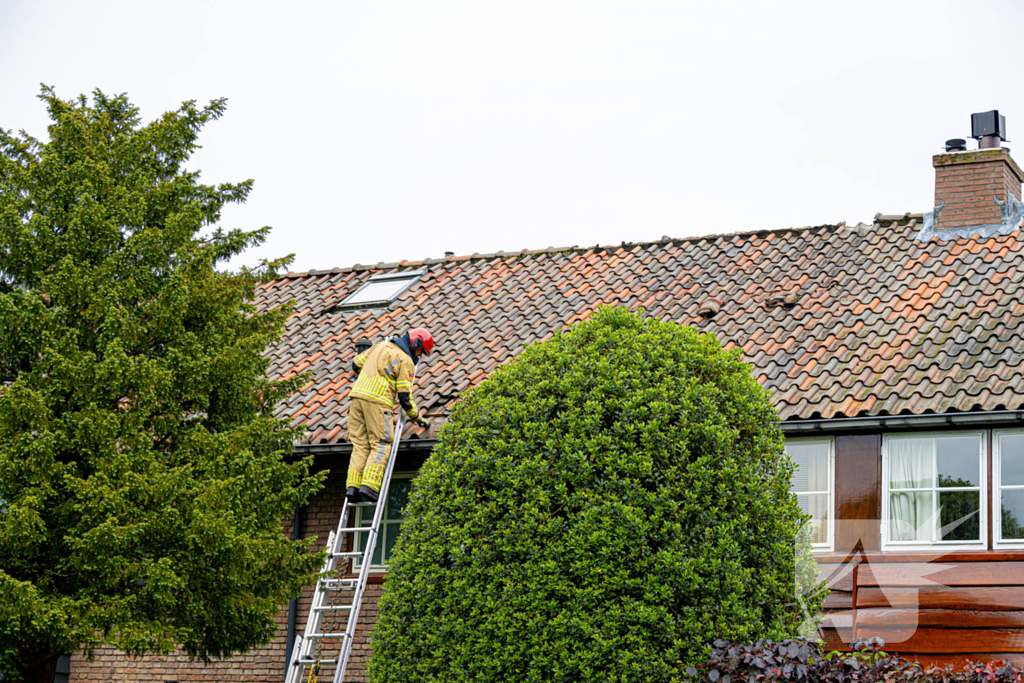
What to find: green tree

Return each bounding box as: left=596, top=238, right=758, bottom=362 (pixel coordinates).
left=937, top=475, right=981, bottom=541
left=372, top=307, right=821, bottom=683
left=0, top=88, right=325, bottom=683
left=1003, top=504, right=1024, bottom=540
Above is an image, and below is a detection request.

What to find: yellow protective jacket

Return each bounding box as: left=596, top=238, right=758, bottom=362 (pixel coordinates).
left=351, top=340, right=421, bottom=420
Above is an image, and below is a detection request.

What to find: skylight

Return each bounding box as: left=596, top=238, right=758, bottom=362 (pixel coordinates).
left=338, top=271, right=425, bottom=309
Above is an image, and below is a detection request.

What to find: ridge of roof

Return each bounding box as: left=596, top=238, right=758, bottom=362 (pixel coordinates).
left=277, top=215, right=923, bottom=280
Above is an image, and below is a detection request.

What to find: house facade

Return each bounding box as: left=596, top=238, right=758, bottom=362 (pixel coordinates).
left=70, top=138, right=1024, bottom=680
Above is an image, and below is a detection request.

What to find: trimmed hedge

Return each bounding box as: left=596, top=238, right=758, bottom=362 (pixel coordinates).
left=690, top=638, right=1024, bottom=683
left=371, top=307, right=820, bottom=682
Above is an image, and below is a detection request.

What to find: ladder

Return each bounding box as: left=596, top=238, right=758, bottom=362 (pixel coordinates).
left=285, top=411, right=407, bottom=683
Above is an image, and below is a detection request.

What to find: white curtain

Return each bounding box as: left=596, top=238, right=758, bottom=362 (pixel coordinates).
left=787, top=442, right=831, bottom=544
left=890, top=439, right=933, bottom=541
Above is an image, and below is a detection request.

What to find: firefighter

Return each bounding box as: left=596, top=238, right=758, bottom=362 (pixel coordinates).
left=346, top=328, right=434, bottom=504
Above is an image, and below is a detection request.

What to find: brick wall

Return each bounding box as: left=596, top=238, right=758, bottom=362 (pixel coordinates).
left=933, top=148, right=1024, bottom=230
left=68, top=461, right=385, bottom=683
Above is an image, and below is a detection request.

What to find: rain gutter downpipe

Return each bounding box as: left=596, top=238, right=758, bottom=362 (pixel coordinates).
left=284, top=504, right=302, bottom=679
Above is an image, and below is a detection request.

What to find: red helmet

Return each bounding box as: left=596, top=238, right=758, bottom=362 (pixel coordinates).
left=409, top=327, right=434, bottom=356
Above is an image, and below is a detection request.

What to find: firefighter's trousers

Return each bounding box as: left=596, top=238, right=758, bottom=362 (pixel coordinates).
left=347, top=397, right=395, bottom=494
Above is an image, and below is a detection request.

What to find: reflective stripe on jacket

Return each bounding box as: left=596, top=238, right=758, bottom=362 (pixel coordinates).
left=351, top=340, right=420, bottom=418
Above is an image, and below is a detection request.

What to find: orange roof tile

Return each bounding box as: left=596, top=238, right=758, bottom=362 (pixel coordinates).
left=255, top=217, right=1024, bottom=444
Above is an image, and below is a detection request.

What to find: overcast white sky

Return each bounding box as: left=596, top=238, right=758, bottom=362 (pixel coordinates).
left=3, top=1, right=1023, bottom=272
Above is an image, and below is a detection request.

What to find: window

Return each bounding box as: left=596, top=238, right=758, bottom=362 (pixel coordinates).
left=785, top=438, right=834, bottom=551
left=882, top=432, right=986, bottom=550
left=353, top=474, right=413, bottom=570
left=994, top=430, right=1024, bottom=548
left=338, top=271, right=424, bottom=309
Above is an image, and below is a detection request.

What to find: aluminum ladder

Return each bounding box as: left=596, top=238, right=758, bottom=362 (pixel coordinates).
left=285, top=412, right=407, bottom=683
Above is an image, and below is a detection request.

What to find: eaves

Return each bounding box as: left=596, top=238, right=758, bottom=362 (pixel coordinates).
left=292, top=438, right=440, bottom=457
left=780, top=409, right=1024, bottom=434
left=287, top=410, right=1024, bottom=456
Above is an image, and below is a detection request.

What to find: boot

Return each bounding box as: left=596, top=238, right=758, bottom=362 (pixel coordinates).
left=346, top=486, right=361, bottom=504
left=358, top=484, right=379, bottom=504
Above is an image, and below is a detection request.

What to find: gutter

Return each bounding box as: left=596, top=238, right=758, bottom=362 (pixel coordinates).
left=780, top=409, right=1024, bottom=433
left=290, top=411, right=1024, bottom=445
left=292, top=438, right=439, bottom=456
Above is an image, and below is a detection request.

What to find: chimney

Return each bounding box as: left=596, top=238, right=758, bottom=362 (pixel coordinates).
left=933, top=110, right=1024, bottom=231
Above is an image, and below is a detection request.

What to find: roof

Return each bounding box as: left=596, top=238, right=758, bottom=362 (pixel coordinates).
left=255, top=215, right=1024, bottom=445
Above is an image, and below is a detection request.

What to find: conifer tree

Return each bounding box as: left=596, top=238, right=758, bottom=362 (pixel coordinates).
left=0, top=88, right=324, bottom=682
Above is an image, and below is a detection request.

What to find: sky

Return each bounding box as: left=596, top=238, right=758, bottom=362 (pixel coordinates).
left=3, top=0, right=1024, bottom=273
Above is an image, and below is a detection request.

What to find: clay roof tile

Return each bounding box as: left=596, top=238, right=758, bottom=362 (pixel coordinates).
left=257, top=220, right=1024, bottom=443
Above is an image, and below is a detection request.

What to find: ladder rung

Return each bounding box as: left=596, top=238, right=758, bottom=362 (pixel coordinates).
left=320, top=578, right=359, bottom=588
left=312, top=604, right=353, bottom=611
left=309, top=632, right=350, bottom=639
left=331, top=551, right=364, bottom=558
left=336, top=527, right=373, bottom=533
left=294, top=658, right=339, bottom=665
left=348, top=501, right=377, bottom=507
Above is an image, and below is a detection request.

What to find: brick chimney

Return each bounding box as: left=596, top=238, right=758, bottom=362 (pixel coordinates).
left=933, top=111, right=1024, bottom=231
left=934, top=149, right=1024, bottom=230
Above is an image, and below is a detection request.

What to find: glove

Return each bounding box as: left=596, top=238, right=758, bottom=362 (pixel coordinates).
left=415, top=417, right=431, bottom=430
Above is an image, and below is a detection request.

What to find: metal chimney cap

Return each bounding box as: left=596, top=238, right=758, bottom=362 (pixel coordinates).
left=444, top=251, right=454, bottom=258
left=971, top=110, right=1007, bottom=141
left=945, top=138, right=967, bottom=152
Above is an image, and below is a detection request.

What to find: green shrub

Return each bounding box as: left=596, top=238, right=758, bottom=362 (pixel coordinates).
left=371, top=307, right=820, bottom=683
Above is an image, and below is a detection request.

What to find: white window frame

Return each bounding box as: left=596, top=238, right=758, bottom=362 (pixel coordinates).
left=881, top=431, right=988, bottom=552
left=353, top=472, right=415, bottom=572
left=785, top=437, right=835, bottom=553
left=993, top=429, right=1024, bottom=549
left=338, top=271, right=425, bottom=310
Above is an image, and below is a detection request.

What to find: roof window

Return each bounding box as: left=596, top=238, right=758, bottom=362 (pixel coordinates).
left=337, top=271, right=424, bottom=310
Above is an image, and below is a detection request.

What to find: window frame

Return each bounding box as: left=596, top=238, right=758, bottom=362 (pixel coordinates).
left=352, top=471, right=415, bottom=572
left=993, top=428, right=1024, bottom=549
left=881, top=430, right=988, bottom=552
left=785, top=436, right=835, bottom=553
left=337, top=271, right=425, bottom=310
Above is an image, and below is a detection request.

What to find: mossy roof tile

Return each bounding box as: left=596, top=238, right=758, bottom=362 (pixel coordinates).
left=255, top=217, right=1024, bottom=444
